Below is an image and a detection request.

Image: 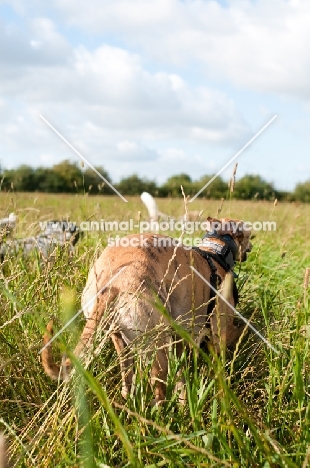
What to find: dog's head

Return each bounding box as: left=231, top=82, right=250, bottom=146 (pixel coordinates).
left=205, top=217, right=252, bottom=262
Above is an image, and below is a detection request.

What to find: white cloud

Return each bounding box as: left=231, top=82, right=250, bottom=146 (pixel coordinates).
left=0, top=13, right=249, bottom=176
left=0, top=24, right=246, bottom=138
left=33, top=0, right=310, bottom=100
left=4, top=0, right=310, bottom=102
left=30, top=40, right=41, bottom=50
left=115, top=140, right=159, bottom=161
left=53, top=0, right=177, bottom=31
left=161, top=148, right=186, bottom=161
left=0, top=16, right=71, bottom=67
left=5, top=1, right=307, bottom=190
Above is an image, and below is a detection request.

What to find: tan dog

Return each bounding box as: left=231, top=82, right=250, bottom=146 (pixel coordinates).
left=42, top=218, right=252, bottom=404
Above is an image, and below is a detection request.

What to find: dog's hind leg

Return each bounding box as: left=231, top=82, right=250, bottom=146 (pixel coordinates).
left=150, top=344, right=169, bottom=404
left=110, top=332, right=133, bottom=399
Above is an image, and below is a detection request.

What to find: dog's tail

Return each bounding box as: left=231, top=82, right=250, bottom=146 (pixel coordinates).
left=41, top=286, right=118, bottom=380
left=141, top=191, right=159, bottom=221
left=140, top=191, right=172, bottom=221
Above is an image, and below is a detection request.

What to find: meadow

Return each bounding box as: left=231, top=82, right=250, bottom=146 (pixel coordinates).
left=0, top=191, right=310, bottom=467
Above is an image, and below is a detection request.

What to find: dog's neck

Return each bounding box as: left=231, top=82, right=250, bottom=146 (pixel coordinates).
left=199, top=231, right=238, bottom=271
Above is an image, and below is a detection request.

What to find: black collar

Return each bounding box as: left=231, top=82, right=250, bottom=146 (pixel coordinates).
left=193, top=231, right=238, bottom=272
left=203, top=231, right=238, bottom=258
left=192, top=232, right=240, bottom=322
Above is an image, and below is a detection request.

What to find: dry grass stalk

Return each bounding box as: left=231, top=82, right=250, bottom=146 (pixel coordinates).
left=230, top=163, right=238, bottom=193
left=180, top=185, right=188, bottom=218
left=0, top=433, right=9, bottom=468
left=217, top=197, right=225, bottom=216
left=303, top=268, right=310, bottom=290
left=232, top=162, right=238, bottom=177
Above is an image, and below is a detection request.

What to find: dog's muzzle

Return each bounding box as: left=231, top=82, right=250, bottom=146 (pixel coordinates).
left=241, top=242, right=252, bottom=262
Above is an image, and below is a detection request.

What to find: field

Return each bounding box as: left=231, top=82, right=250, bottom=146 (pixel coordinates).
left=0, top=191, right=310, bottom=467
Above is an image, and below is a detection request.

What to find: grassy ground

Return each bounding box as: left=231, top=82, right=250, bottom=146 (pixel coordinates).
left=0, top=192, right=310, bottom=467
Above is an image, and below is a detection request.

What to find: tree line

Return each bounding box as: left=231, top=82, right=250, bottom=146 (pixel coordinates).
left=1, top=160, right=310, bottom=201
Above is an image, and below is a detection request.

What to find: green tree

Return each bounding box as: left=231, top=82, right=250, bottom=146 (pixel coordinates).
left=159, top=174, right=193, bottom=197
left=2, top=169, right=13, bottom=190
left=34, top=167, right=64, bottom=192
left=117, top=174, right=157, bottom=195
left=52, top=160, right=82, bottom=192
left=3, top=165, right=36, bottom=191
left=83, top=167, right=114, bottom=194
left=294, top=180, right=310, bottom=202
left=1, top=160, right=113, bottom=194
left=234, top=175, right=276, bottom=200
left=193, top=175, right=227, bottom=199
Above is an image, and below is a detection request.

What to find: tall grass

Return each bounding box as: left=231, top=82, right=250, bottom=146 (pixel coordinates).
left=0, top=193, right=310, bottom=466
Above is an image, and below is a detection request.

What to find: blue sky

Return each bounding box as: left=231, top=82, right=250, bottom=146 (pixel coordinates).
left=1, top=0, right=310, bottom=192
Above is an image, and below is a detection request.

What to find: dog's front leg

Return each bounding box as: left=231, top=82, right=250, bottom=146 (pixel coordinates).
left=210, top=301, right=230, bottom=353
left=209, top=272, right=236, bottom=353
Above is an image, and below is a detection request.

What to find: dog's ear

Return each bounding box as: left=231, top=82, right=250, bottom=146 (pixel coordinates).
left=205, top=216, right=221, bottom=232
left=220, top=220, right=244, bottom=237
left=206, top=217, right=244, bottom=237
